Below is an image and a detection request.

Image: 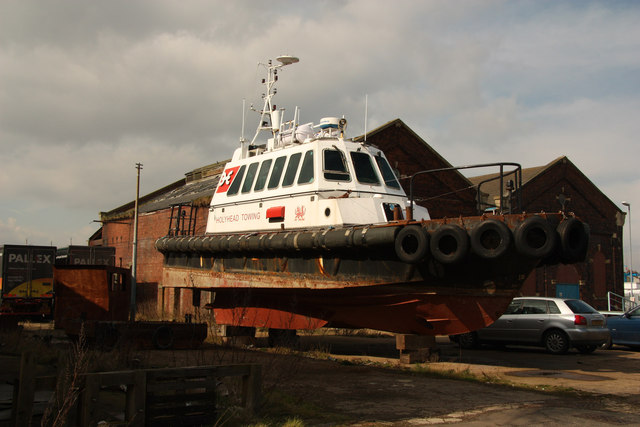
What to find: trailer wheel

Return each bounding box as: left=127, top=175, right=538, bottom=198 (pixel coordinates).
left=152, top=325, right=175, bottom=350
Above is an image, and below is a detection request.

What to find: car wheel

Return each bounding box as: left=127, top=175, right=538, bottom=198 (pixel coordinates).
left=543, top=329, right=570, bottom=354
left=457, top=332, right=479, bottom=349
left=576, top=344, right=598, bottom=354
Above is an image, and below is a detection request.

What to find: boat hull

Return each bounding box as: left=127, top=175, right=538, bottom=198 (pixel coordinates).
left=157, top=213, right=589, bottom=335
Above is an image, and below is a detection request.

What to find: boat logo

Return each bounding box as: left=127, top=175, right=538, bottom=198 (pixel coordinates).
left=216, top=166, right=241, bottom=193
left=294, top=205, right=306, bottom=221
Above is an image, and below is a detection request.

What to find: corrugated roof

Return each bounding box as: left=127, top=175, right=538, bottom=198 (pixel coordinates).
left=140, top=173, right=221, bottom=213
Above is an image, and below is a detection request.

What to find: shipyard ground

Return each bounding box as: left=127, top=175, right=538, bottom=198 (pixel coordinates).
left=2, top=325, right=639, bottom=425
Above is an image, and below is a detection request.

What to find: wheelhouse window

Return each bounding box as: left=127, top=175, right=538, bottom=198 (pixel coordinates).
left=374, top=155, right=401, bottom=189
left=254, top=159, right=272, bottom=192
left=350, top=152, right=380, bottom=185
left=227, top=165, right=246, bottom=196
left=297, top=150, right=314, bottom=184
left=267, top=156, right=287, bottom=189
left=282, top=152, right=302, bottom=187
left=323, top=149, right=350, bottom=181
left=241, top=162, right=259, bottom=193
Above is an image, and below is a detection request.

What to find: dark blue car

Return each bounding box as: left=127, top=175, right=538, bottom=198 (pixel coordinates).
left=604, top=305, right=640, bottom=349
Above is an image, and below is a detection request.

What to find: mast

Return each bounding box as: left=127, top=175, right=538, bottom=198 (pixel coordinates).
left=244, top=56, right=299, bottom=157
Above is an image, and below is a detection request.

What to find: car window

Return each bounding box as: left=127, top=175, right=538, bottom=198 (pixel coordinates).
left=504, top=300, right=524, bottom=314
left=521, top=300, right=548, bottom=314
left=548, top=301, right=561, bottom=314
left=564, top=299, right=598, bottom=314
left=629, top=306, right=640, bottom=318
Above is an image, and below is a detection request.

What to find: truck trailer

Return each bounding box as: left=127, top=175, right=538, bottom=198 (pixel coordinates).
left=0, top=245, right=56, bottom=317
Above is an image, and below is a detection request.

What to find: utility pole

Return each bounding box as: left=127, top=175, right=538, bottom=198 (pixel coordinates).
left=131, top=162, right=143, bottom=321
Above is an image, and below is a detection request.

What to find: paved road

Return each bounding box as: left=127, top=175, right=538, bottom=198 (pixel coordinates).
left=285, top=334, right=640, bottom=425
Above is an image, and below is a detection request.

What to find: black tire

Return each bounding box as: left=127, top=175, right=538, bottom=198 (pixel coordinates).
left=514, top=216, right=557, bottom=259
left=557, top=218, right=589, bottom=263
left=470, top=220, right=512, bottom=259
left=430, top=224, right=469, bottom=264
left=152, top=325, right=175, bottom=350
left=457, top=332, right=479, bottom=349
left=576, top=344, right=598, bottom=354
left=395, top=226, right=429, bottom=264
left=543, top=329, right=570, bottom=354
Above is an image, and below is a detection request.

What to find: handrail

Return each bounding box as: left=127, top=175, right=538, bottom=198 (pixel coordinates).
left=408, top=162, right=523, bottom=219
left=607, top=291, right=638, bottom=312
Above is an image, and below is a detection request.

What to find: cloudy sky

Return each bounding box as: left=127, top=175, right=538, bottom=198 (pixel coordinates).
left=1, top=0, right=639, bottom=268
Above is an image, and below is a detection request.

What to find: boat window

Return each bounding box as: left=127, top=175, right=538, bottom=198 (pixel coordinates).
left=241, top=162, right=259, bottom=193
left=254, top=159, right=272, bottom=192
left=227, top=165, right=246, bottom=196
left=282, top=152, right=302, bottom=187
left=374, top=155, right=401, bottom=189
left=267, top=156, right=287, bottom=189
left=350, top=152, right=381, bottom=185
left=323, top=149, right=350, bottom=181
left=297, top=150, right=314, bottom=184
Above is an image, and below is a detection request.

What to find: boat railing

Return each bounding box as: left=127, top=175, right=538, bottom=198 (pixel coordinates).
left=167, top=203, right=198, bottom=237
left=407, top=162, right=523, bottom=219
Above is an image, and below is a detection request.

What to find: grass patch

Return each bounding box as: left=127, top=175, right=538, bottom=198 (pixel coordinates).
left=244, top=389, right=351, bottom=426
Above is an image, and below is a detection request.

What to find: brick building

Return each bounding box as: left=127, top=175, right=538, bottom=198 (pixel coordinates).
left=92, top=119, right=625, bottom=314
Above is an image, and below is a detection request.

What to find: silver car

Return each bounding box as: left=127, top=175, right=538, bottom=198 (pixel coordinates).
left=452, top=297, right=610, bottom=354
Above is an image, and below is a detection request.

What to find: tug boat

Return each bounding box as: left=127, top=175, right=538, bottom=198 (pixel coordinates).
left=156, top=56, right=589, bottom=336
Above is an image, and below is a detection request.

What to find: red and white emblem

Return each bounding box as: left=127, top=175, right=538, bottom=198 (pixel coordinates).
left=294, top=205, right=306, bottom=221
left=216, top=166, right=240, bottom=193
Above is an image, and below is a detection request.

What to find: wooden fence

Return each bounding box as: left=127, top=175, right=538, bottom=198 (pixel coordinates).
left=12, top=352, right=261, bottom=426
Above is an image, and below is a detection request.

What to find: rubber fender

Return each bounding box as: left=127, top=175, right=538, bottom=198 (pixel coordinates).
left=152, top=325, right=174, bottom=350
left=514, top=216, right=557, bottom=259
left=361, top=226, right=399, bottom=247
left=430, top=224, right=470, bottom=264
left=205, top=236, right=223, bottom=252
left=247, top=235, right=262, bottom=252
left=192, top=237, right=206, bottom=252
left=187, top=237, right=199, bottom=252
left=284, top=232, right=298, bottom=250
left=294, top=232, right=315, bottom=250
left=469, top=219, right=512, bottom=259
left=557, top=218, right=589, bottom=263
left=394, top=225, right=430, bottom=264
left=154, top=237, right=168, bottom=252
left=177, top=237, right=191, bottom=252
left=226, top=235, right=244, bottom=252
left=324, top=229, right=354, bottom=249
left=268, top=233, right=287, bottom=251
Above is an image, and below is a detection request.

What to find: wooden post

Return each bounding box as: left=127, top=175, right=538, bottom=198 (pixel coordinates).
left=80, top=374, right=100, bottom=426
left=242, top=364, right=262, bottom=414
left=126, top=370, right=146, bottom=426
left=14, top=352, right=36, bottom=427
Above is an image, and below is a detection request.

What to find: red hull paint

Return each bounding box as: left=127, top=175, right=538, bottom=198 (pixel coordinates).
left=210, top=286, right=514, bottom=336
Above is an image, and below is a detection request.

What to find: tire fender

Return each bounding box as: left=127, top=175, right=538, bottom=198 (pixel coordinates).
left=394, top=226, right=429, bottom=264
left=514, top=216, right=557, bottom=259
left=430, top=224, right=469, bottom=264
left=152, top=325, right=175, bottom=350
left=557, top=218, right=589, bottom=263
left=469, top=219, right=512, bottom=259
